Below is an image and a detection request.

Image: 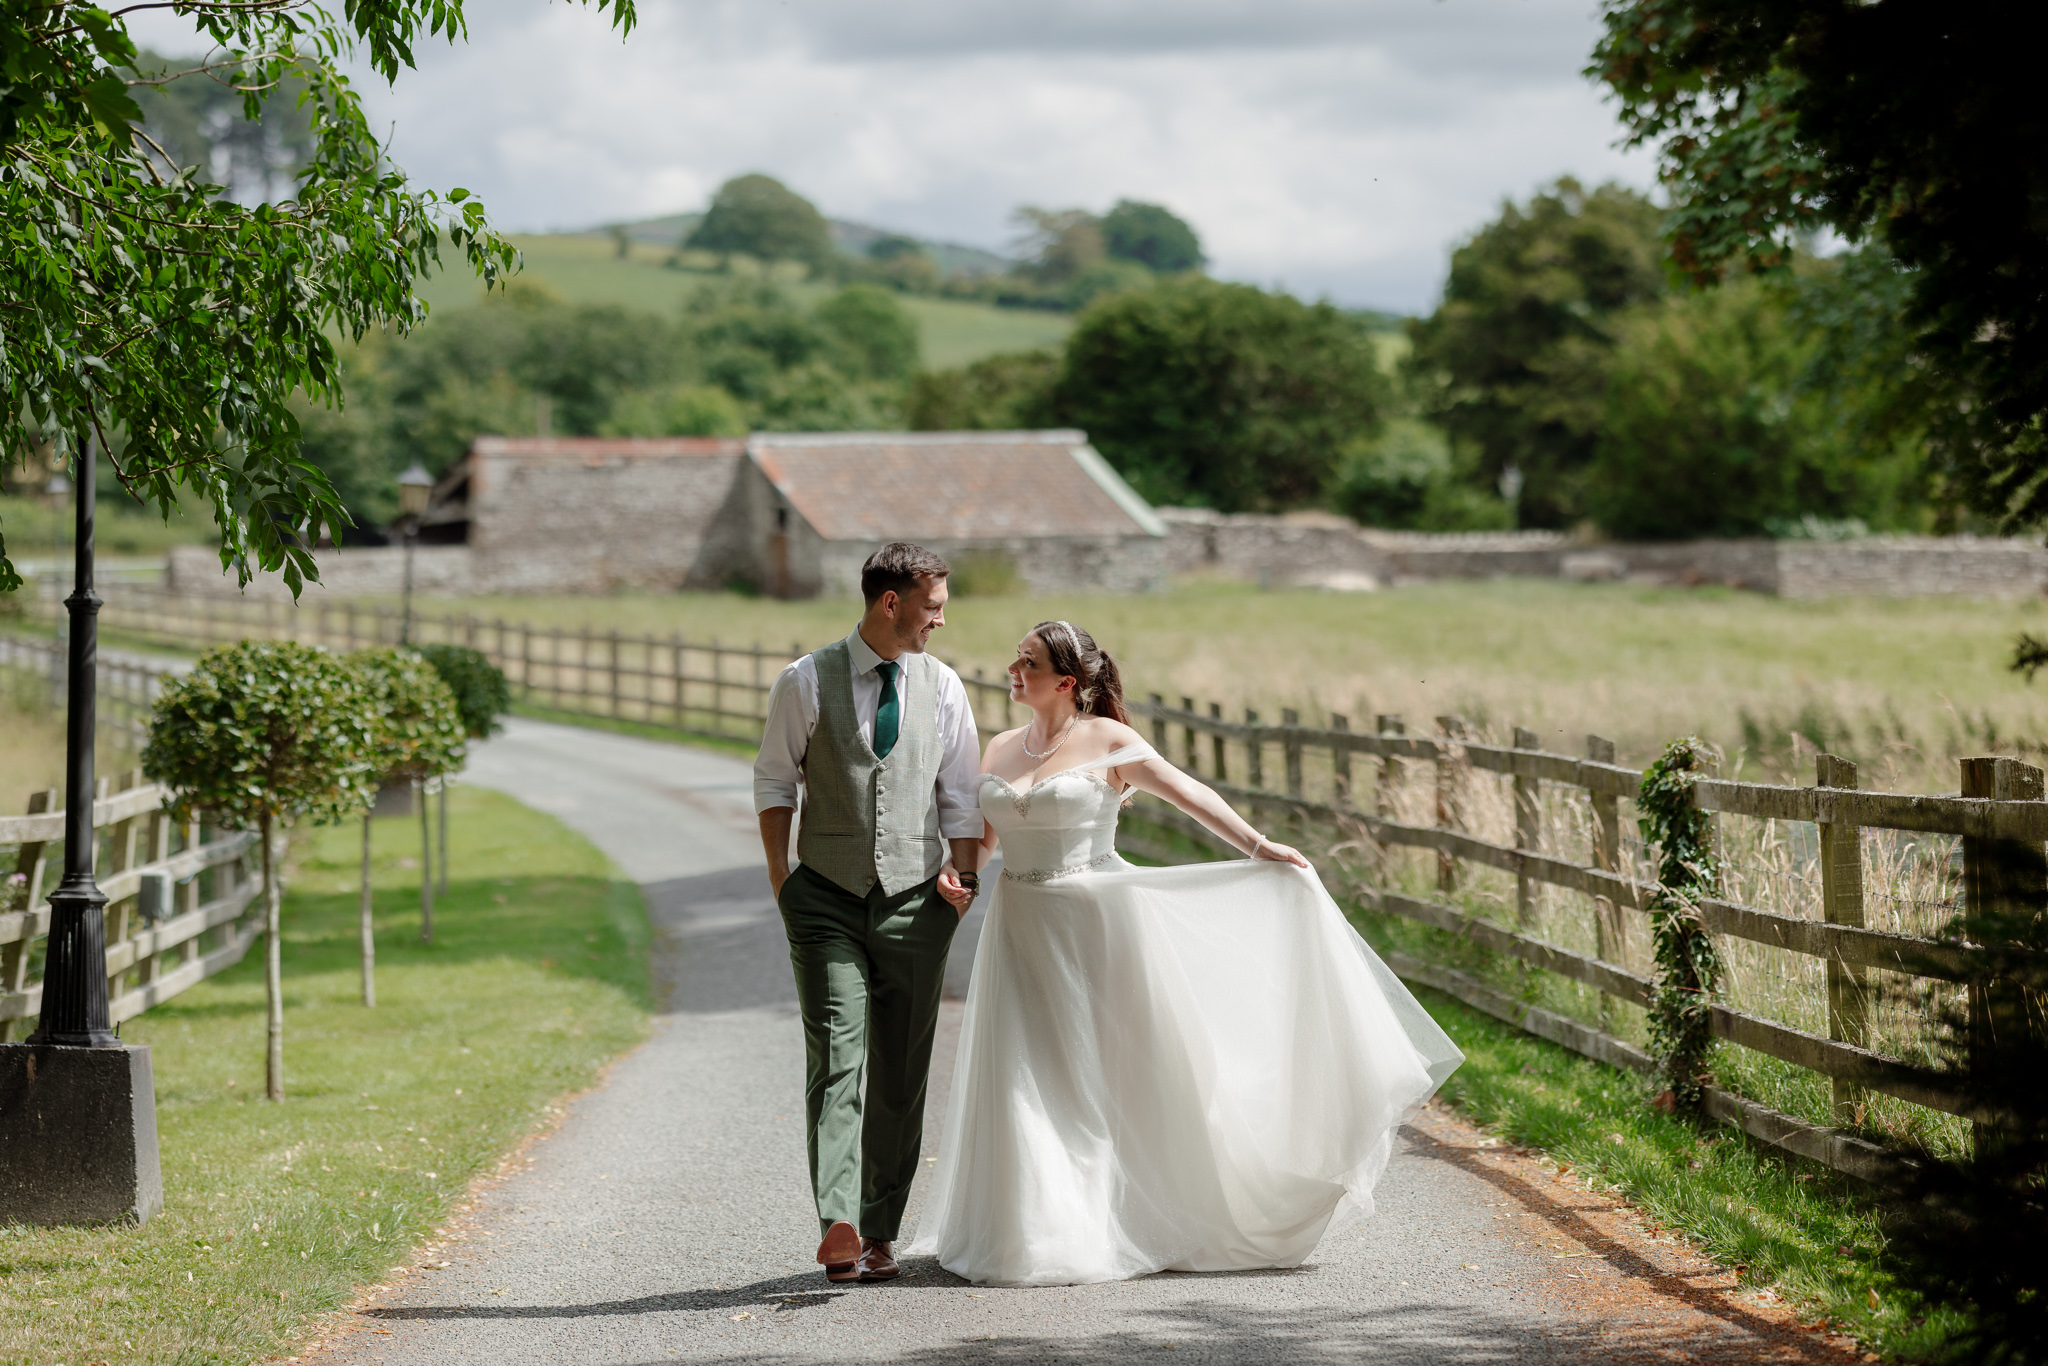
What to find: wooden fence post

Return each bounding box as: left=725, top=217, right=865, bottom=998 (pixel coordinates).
left=711, top=641, right=726, bottom=728
left=1149, top=694, right=1168, bottom=752
left=1209, top=702, right=1226, bottom=782
left=1181, top=697, right=1198, bottom=774
left=1, top=788, right=59, bottom=1042
left=607, top=629, right=622, bottom=718
left=551, top=627, right=565, bottom=710
left=1587, top=735, right=1625, bottom=992
left=1375, top=715, right=1404, bottom=879
left=1282, top=709, right=1304, bottom=799
left=1434, top=715, right=1468, bottom=893
left=1331, top=714, right=1351, bottom=807
left=1959, top=754, right=2046, bottom=1152
left=1245, top=710, right=1263, bottom=789
left=1513, top=726, right=1541, bottom=927
left=1816, top=752, right=1869, bottom=1125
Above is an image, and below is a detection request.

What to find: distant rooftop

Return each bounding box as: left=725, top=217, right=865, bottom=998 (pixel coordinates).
left=747, top=431, right=1166, bottom=542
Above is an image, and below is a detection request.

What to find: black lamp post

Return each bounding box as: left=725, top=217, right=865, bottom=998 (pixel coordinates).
left=396, top=462, right=433, bottom=646
left=1, top=431, right=163, bottom=1227
left=29, top=432, right=114, bottom=1047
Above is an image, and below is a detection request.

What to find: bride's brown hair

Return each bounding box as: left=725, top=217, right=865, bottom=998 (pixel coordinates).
left=1031, top=620, right=1128, bottom=724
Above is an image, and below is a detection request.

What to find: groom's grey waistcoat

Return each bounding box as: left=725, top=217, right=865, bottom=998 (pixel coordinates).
left=798, top=639, right=945, bottom=897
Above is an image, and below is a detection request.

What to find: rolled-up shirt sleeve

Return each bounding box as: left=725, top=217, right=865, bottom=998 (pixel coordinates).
left=753, top=659, right=813, bottom=814
left=932, top=664, right=985, bottom=839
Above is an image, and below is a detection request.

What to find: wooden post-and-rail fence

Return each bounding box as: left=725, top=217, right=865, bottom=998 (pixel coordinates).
left=43, top=584, right=796, bottom=744
left=1, top=772, right=263, bottom=1041
left=1050, top=691, right=2037, bottom=1186
left=9, top=591, right=2039, bottom=1181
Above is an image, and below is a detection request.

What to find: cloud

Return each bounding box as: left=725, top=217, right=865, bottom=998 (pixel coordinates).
left=127, top=0, right=1658, bottom=312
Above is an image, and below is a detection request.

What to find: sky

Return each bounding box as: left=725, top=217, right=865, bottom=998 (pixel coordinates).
left=131, top=0, right=1659, bottom=314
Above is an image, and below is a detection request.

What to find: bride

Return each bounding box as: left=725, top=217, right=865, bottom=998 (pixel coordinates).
left=907, top=620, right=1464, bottom=1287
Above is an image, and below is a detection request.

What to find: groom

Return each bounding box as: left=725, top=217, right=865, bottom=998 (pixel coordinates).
left=753, top=542, right=985, bottom=1283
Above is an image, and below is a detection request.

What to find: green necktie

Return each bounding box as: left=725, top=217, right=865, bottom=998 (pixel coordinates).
left=873, top=661, right=900, bottom=759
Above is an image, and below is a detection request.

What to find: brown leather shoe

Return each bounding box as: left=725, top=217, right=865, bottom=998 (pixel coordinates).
left=817, top=1220, right=860, bottom=1282
left=856, top=1236, right=899, bottom=1281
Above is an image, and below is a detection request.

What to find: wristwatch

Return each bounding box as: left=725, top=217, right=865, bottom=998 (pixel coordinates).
left=957, top=871, right=980, bottom=893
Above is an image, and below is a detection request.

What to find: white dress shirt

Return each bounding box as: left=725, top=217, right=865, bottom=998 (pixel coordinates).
left=753, top=629, right=984, bottom=839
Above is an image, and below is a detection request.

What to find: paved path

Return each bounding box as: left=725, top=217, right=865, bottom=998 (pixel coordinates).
left=315, top=718, right=1858, bottom=1366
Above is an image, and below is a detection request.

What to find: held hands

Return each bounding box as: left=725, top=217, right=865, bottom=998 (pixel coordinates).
left=937, top=864, right=979, bottom=919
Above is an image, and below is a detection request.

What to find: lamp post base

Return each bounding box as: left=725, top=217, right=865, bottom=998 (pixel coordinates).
left=0, top=1043, right=162, bottom=1225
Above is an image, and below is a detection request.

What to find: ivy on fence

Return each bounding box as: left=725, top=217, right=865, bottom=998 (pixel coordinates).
left=1638, top=736, right=1725, bottom=1111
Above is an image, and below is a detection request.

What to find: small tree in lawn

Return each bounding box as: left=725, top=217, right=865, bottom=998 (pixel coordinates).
left=143, top=641, right=373, bottom=1100
left=414, top=644, right=511, bottom=896
left=350, top=650, right=464, bottom=1004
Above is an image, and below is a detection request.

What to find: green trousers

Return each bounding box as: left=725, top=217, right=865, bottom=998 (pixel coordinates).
left=777, top=862, right=957, bottom=1241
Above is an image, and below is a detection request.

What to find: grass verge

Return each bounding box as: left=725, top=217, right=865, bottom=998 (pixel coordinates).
left=1408, top=984, right=1963, bottom=1362
left=0, top=785, right=650, bottom=1366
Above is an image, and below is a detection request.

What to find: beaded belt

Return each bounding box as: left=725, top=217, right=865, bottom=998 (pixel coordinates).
left=1002, top=849, right=1121, bottom=883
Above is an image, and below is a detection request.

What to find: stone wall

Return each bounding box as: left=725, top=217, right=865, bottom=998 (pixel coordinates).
left=166, top=544, right=478, bottom=601
left=1160, top=509, right=1390, bottom=589
left=816, top=534, right=1170, bottom=599
left=1158, top=509, right=2048, bottom=599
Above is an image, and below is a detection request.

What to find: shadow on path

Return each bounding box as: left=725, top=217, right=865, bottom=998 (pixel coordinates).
left=1400, top=1125, right=1862, bottom=1365
left=371, top=1288, right=1789, bottom=1365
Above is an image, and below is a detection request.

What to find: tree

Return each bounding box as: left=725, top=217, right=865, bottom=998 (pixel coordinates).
left=0, top=0, right=637, bottom=594
left=1580, top=279, right=1919, bottom=538
left=1405, top=179, right=1668, bottom=528
left=1102, top=200, right=1204, bottom=273
left=906, top=351, right=1058, bottom=431
left=815, top=286, right=919, bottom=381
left=142, top=641, right=373, bottom=1099
left=128, top=48, right=314, bottom=205
left=1012, top=208, right=1105, bottom=286
left=349, top=649, right=462, bottom=1003
left=684, top=174, right=832, bottom=268
left=1589, top=0, right=2047, bottom=527
left=1050, top=277, right=1389, bottom=511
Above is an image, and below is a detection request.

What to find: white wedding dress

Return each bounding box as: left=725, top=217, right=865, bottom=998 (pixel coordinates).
left=907, top=742, right=1463, bottom=1286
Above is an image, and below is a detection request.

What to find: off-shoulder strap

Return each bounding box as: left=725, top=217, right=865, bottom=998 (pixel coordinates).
left=1074, top=742, right=1159, bottom=772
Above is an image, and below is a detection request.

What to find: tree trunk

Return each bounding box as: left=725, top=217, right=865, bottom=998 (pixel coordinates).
left=437, top=776, right=449, bottom=896
left=360, top=810, right=376, bottom=1008
left=417, top=777, right=434, bottom=944
left=262, top=809, right=284, bottom=1101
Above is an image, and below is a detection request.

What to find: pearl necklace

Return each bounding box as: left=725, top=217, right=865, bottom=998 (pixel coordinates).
left=1020, top=711, right=1080, bottom=760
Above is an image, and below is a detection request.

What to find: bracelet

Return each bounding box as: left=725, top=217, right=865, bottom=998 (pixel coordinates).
left=1249, top=835, right=1267, bottom=858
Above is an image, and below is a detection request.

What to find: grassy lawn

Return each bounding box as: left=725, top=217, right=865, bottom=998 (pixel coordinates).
left=0, top=785, right=649, bottom=1366
left=400, top=578, right=2048, bottom=788
left=1410, top=985, right=1957, bottom=1360
left=410, top=233, right=1072, bottom=369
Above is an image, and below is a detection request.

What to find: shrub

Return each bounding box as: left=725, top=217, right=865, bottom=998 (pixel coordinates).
left=412, top=644, right=511, bottom=740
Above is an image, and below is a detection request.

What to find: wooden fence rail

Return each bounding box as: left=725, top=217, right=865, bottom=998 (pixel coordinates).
left=1055, top=693, right=2031, bottom=1185
left=9, top=592, right=2032, bottom=1181
left=39, top=584, right=799, bottom=744
left=1, top=772, right=262, bottom=1040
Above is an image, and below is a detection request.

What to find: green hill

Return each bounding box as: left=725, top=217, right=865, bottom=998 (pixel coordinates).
left=416, top=233, right=1070, bottom=370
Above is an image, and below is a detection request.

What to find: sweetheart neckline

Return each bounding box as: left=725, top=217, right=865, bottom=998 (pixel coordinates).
left=982, top=767, right=1120, bottom=799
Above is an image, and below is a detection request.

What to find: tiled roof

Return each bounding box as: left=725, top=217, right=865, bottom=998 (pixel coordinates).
left=748, top=431, right=1165, bottom=542
left=471, top=437, right=746, bottom=462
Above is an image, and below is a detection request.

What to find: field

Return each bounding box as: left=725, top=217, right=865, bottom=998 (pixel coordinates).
left=396, top=578, right=2048, bottom=790
left=411, top=233, right=1074, bottom=369
left=0, top=786, right=650, bottom=1366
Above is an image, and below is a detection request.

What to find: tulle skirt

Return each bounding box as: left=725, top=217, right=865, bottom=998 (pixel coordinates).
left=907, top=857, right=1463, bottom=1286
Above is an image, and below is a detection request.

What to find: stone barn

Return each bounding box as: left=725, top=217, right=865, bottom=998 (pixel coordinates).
left=429, top=430, right=1167, bottom=597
